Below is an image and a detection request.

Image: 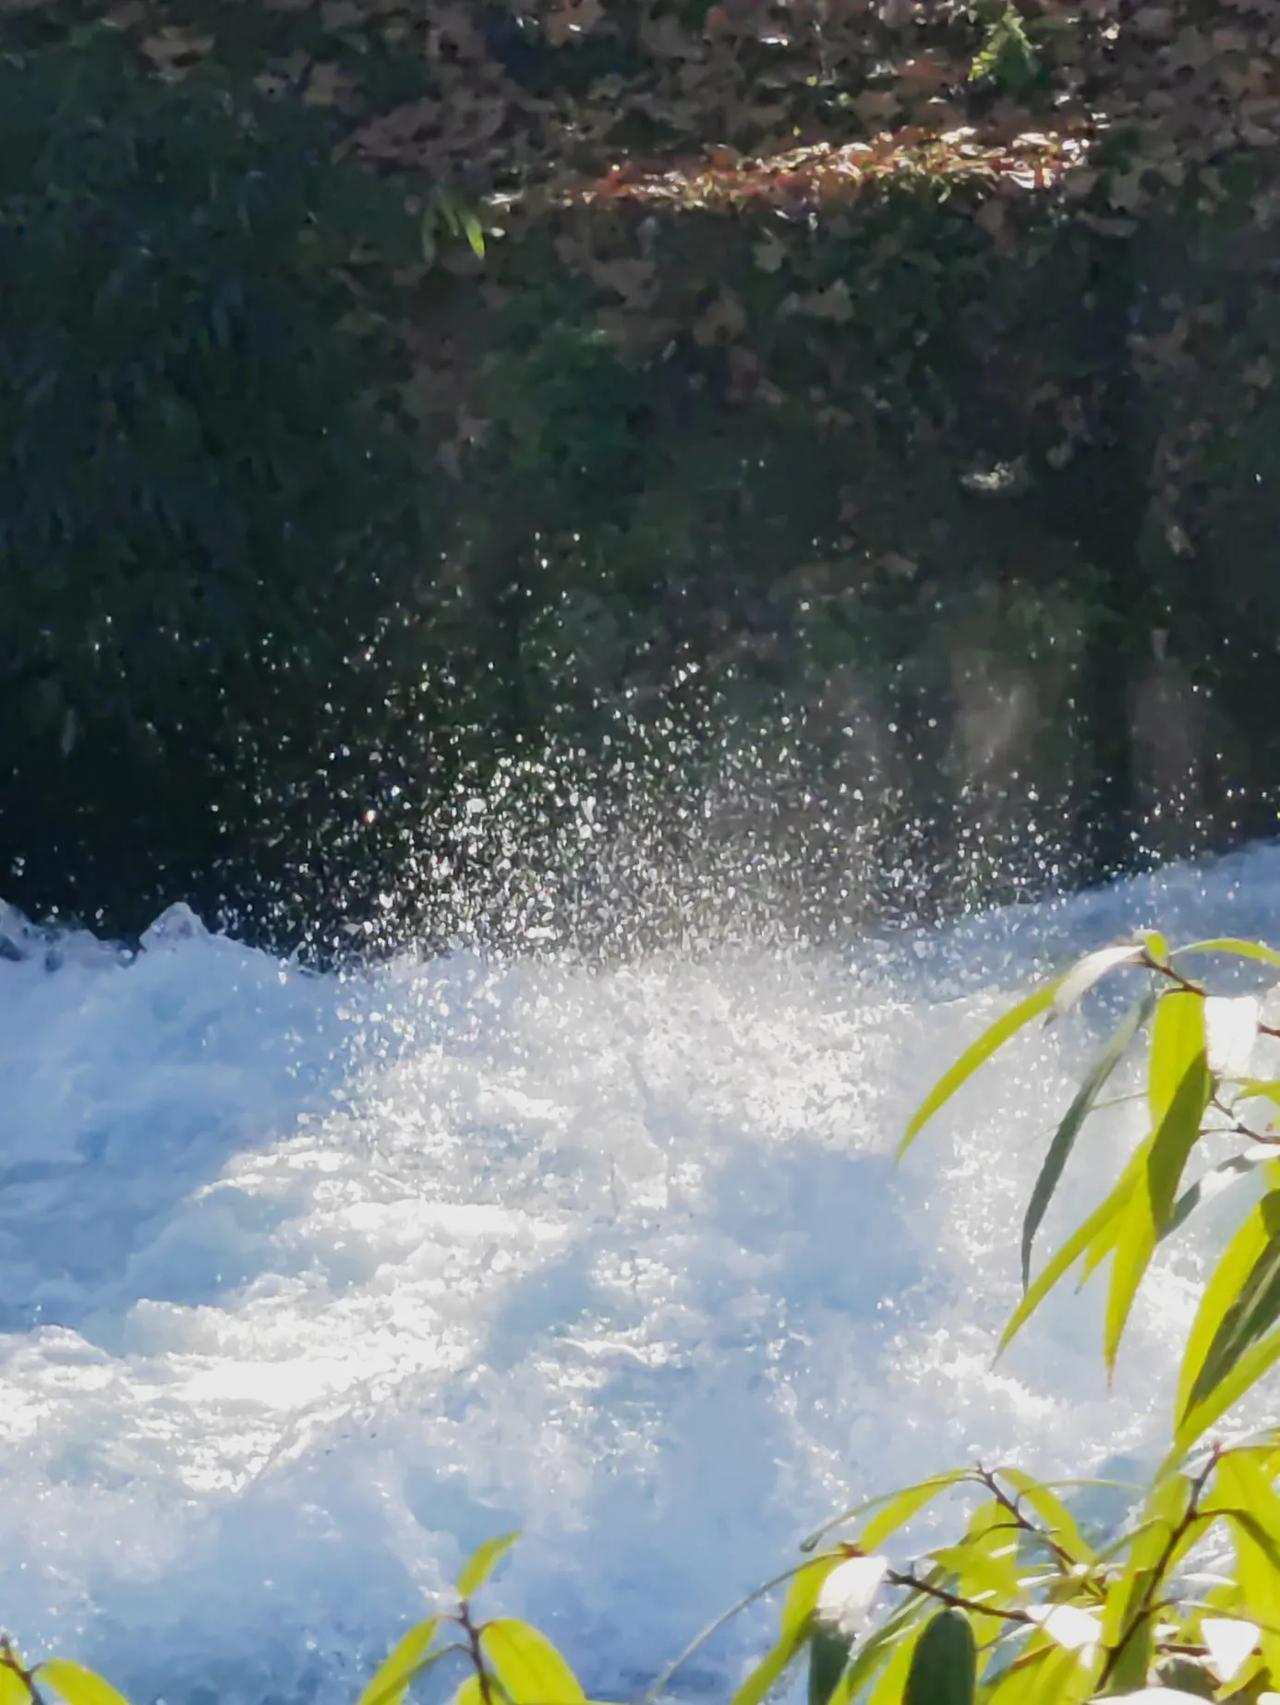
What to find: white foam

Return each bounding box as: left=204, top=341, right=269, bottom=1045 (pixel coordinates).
left=2, top=844, right=1278, bottom=1703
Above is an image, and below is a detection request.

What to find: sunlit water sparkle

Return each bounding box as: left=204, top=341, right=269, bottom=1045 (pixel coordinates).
left=3, top=844, right=1280, bottom=1703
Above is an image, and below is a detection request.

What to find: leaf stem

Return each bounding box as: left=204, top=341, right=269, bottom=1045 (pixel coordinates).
left=458, top=1604, right=496, bottom=1705
left=884, top=1569, right=1036, bottom=1627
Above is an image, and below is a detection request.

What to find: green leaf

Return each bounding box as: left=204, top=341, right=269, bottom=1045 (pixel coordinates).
left=1212, top=1454, right=1280, bottom=1677
left=1233, top=1078, right=1280, bottom=1105
left=459, top=1533, right=521, bottom=1599
left=999, top=1170, right=1135, bottom=1357
left=904, top=1610, right=975, bottom=1705
left=1175, top=1329, right=1280, bottom=1458
left=900, top=980, right=1063, bottom=1157
left=828, top=1603, right=924, bottom=1705
left=1178, top=1184, right=1280, bottom=1424
left=1098, top=1469, right=1192, bottom=1686
left=38, top=1664, right=132, bottom=1705
left=0, top=1667, right=27, bottom=1705
left=859, top=1472, right=973, bottom=1552
left=357, top=1619, right=443, bottom=1705
left=730, top=1556, right=841, bottom=1705
left=480, top=1620, right=585, bottom=1705
left=1104, top=993, right=1211, bottom=1374
left=435, top=193, right=462, bottom=236
left=807, top=1628, right=850, bottom=1705
left=1172, top=938, right=1280, bottom=971
left=802, top=1471, right=972, bottom=1553
left=461, top=210, right=486, bottom=260
left=449, top=1681, right=488, bottom=1705
left=1022, top=994, right=1154, bottom=1286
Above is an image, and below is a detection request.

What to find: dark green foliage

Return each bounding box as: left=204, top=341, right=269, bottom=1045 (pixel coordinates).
left=904, top=1611, right=976, bottom=1705
left=0, top=26, right=441, bottom=938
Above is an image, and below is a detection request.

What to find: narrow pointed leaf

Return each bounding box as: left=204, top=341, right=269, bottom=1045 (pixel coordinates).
left=1178, top=1186, right=1280, bottom=1422
left=802, top=1471, right=972, bottom=1552
left=900, top=980, right=1063, bottom=1157
left=458, top=1533, right=521, bottom=1599
left=858, top=1472, right=973, bottom=1552
left=1022, top=994, right=1154, bottom=1285
left=1052, top=945, right=1146, bottom=1018
left=1175, top=1329, right=1280, bottom=1457
left=461, top=210, right=486, bottom=259
left=357, top=1619, right=442, bottom=1705
left=828, top=1604, right=923, bottom=1705
left=480, top=1620, right=585, bottom=1705
left=730, top=1557, right=841, bottom=1705
left=39, top=1665, right=132, bottom=1705
left=1105, top=994, right=1210, bottom=1373
left=999, top=1171, right=1134, bottom=1356
left=1213, top=1455, right=1280, bottom=1678
left=0, top=1669, right=27, bottom=1705
left=1172, top=938, right=1280, bottom=971
left=995, top=1467, right=1094, bottom=1563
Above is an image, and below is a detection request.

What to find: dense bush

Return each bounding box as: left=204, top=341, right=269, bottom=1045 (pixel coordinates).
left=0, top=26, right=447, bottom=941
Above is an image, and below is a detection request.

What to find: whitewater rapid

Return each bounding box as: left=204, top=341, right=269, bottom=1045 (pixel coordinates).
left=3, top=846, right=1279, bottom=1704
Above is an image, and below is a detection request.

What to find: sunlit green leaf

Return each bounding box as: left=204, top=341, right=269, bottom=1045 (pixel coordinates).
left=480, top=1620, right=585, bottom=1705
left=861, top=1632, right=919, bottom=1704
left=461, top=210, right=486, bottom=260
left=1052, top=945, right=1147, bottom=1018
left=1104, top=993, right=1210, bottom=1373
left=828, top=1604, right=923, bottom=1705
left=1098, top=1470, right=1192, bottom=1688
left=1233, top=1078, right=1280, bottom=1106
left=1172, top=938, right=1280, bottom=971
left=1178, top=1180, right=1280, bottom=1425
left=995, top=1468, right=1095, bottom=1564
left=449, top=1680, right=488, bottom=1705
left=0, top=1668, right=26, bottom=1705
left=458, top=1533, right=521, bottom=1600
left=803, top=1472, right=972, bottom=1553
left=1212, top=1454, right=1280, bottom=1678
left=859, top=1472, right=973, bottom=1552
left=1022, top=994, right=1154, bottom=1286
left=900, top=980, right=1063, bottom=1157
left=730, top=1556, right=841, bottom=1705
left=39, top=1663, right=132, bottom=1705
left=1175, top=1329, right=1280, bottom=1459
left=999, top=1171, right=1134, bottom=1356
left=356, top=1619, right=442, bottom=1705
left=904, top=1610, right=975, bottom=1705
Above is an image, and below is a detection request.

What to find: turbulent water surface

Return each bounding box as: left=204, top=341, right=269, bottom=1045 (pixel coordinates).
left=4, top=845, right=1280, bottom=1703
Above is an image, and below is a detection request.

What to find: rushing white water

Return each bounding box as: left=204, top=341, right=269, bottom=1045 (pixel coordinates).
left=3, top=845, right=1280, bottom=1705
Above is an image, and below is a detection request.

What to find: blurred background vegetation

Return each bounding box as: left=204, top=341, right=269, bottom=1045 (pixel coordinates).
left=4, top=0, right=1280, bottom=953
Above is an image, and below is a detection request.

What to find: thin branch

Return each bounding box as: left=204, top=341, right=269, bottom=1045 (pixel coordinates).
left=458, top=1604, right=496, bottom=1705
left=1, top=1639, right=46, bottom=1705
left=976, top=1467, right=1080, bottom=1576
left=1096, top=1449, right=1219, bottom=1690
left=885, top=1569, right=1036, bottom=1628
